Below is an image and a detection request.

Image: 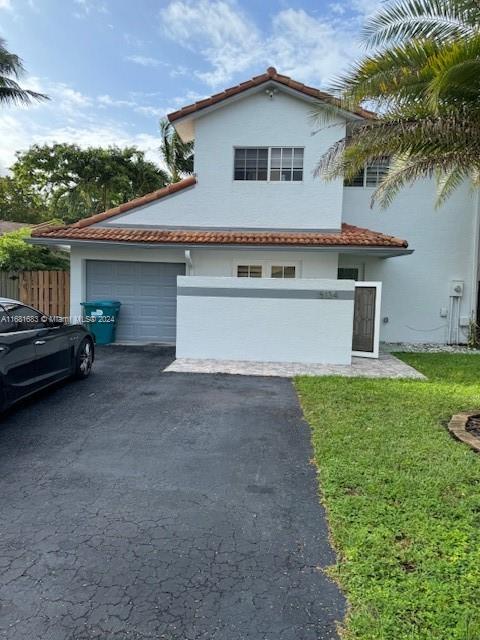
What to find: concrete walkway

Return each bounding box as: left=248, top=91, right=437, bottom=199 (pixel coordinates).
left=165, top=353, right=425, bottom=379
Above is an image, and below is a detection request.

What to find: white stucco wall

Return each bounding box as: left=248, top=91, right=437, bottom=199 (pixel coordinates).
left=70, top=244, right=339, bottom=321
left=176, top=277, right=354, bottom=364
left=102, top=90, right=346, bottom=231
left=342, top=181, right=478, bottom=343
left=191, top=249, right=338, bottom=278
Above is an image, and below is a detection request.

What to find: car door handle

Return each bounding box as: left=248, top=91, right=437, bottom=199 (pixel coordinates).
left=34, top=340, right=46, bottom=345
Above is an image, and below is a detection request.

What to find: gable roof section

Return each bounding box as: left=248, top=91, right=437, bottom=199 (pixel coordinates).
left=70, top=176, right=197, bottom=229
left=31, top=174, right=407, bottom=250
left=32, top=222, right=408, bottom=249
left=167, top=67, right=375, bottom=124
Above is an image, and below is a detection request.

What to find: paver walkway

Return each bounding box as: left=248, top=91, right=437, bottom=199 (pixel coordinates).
left=166, top=353, right=425, bottom=379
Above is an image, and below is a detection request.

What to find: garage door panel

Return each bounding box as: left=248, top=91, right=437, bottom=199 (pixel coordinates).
left=86, top=260, right=185, bottom=343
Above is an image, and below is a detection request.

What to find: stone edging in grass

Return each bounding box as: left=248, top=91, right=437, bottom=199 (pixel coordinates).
left=448, top=413, right=480, bottom=452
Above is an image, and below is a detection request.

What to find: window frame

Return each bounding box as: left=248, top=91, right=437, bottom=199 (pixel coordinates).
left=344, top=157, right=390, bottom=188
left=233, top=260, right=300, bottom=278
left=270, top=265, right=296, bottom=279
left=233, top=146, right=305, bottom=183
left=236, top=264, right=263, bottom=278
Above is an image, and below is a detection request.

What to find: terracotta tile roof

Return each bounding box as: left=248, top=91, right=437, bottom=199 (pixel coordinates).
left=69, top=176, right=197, bottom=229
left=32, top=223, right=408, bottom=249
left=167, top=67, right=376, bottom=123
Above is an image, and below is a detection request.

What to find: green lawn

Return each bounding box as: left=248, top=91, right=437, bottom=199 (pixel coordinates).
left=295, top=354, right=480, bottom=640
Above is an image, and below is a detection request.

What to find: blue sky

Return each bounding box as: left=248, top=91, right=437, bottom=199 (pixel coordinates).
left=0, top=0, right=380, bottom=173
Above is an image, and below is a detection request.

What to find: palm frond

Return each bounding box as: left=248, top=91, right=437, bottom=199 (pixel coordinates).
left=362, top=0, right=479, bottom=48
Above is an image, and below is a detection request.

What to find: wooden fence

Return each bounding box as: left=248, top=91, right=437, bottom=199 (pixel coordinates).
left=0, top=271, right=70, bottom=318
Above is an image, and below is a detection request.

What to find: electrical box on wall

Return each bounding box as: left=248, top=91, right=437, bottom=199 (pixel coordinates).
left=449, top=280, right=464, bottom=297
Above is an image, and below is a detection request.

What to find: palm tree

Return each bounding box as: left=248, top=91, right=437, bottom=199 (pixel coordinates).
left=0, top=38, right=49, bottom=106
left=316, top=0, right=480, bottom=207
left=159, top=118, right=194, bottom=183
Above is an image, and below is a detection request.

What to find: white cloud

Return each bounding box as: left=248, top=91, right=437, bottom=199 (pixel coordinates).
left=73, top=0, right=108, bottom=18
left=268, top=9, right=356, bottom=86
left=97, top=94, right=137, bottom=108
left=126, top=55, right=164, bottom=68
left=160, top=0, right=383, bottom=89
left=162, top=0, right=260, bottom=87
left=0, top=0, right=12, bottom=10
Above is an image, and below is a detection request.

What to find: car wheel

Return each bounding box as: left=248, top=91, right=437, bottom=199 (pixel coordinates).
left=74, top=337, right=94, bottom=379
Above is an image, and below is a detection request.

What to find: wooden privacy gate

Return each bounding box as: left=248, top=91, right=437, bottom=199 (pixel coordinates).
left=352, top=282, right=382, bottom=358
left=0, top=271, right=70, bottom=318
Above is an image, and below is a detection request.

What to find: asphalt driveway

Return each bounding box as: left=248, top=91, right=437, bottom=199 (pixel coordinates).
left=0, top=346, right=345, bottom=640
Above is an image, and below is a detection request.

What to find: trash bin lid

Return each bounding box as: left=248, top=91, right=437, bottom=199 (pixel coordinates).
left=81, top=300, right=121, bottom=307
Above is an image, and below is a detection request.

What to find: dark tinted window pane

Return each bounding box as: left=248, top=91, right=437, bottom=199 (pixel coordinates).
left=2, top=304, right=43, bottom=331
left=284, top=266, right=296, bottom=278
left=234, top=148, right=267, bottom=181
left=258, top=149, right=268, bottom=167
left=271, top=266, right=283, bottom=278
left=270, top=148, right=281, bottom=169
left=338, top=267, right=359, bottom=280
left=237, top=265, right=249, bottom=277
left=0, top=306, right=16, bottom=333
left=293, top=170, right=303, bottom=181
left=344, top=169, right=365, bottom=187
left=281, top=169, right=292, bottom=181
left=293, top=148, right=304, bottom=169
left=282, top=148, right=292, bottom=164
left=270, top=169, right=280, bottom=181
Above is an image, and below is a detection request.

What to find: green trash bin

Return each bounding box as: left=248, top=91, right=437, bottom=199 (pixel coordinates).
left=81, top=300, right=121, bottom=345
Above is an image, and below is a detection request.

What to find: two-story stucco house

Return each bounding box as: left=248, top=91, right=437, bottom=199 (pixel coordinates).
left=32, top=67, right=480, bottom=365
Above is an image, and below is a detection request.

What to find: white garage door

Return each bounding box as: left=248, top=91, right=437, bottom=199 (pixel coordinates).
left=86, top=260, right=185, bottom=343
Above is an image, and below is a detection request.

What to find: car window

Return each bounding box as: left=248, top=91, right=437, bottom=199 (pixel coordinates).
left=0, top=305, right=17, bottom=333
left=2, top=303, right=45, bottom=332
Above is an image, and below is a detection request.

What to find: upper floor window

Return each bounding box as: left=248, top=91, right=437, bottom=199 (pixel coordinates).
left=234, top=148, right=268, bottom=181
left=234, top=147, right=304, bottom=182
left=344, top=157, right=390, bottom=187
left=270, top=148, right=304, bottom=182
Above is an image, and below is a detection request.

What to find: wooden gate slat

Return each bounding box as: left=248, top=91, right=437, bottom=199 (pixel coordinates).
left=5, top=271, right=69, bottom=320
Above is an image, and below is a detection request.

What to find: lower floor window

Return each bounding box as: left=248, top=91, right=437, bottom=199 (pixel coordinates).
left=271, top=265, right=296, bottom=278
left=237, top=265, right=262, bottom=277
left=338, top=267, right=359, bottom=280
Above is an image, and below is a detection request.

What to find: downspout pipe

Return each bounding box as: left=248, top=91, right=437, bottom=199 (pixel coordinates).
left=470, top=188, right=480, bottom=321
left=185, top=249, right=193, bottom=276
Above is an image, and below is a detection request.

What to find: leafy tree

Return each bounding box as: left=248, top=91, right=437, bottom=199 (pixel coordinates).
left=0, top=38, right=48, bottom=106
left=0, top=228, right=69, bottom=271
left=316, top=0, right=480, bottom=207
left=159, top=118, right=194, bottom=183
left=0, top=176, right=47, bottom=223
left=10, top=144, right=169, bottom=223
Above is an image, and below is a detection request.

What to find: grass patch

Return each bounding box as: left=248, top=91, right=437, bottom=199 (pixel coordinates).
left=295, top=354, right=480, bottom=640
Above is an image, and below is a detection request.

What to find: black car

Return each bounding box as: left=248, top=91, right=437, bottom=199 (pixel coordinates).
left=0, top=298, right=94, bottom=412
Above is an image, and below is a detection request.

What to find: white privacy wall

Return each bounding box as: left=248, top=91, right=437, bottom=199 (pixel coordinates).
left=176, top=277, right=355, bottom=364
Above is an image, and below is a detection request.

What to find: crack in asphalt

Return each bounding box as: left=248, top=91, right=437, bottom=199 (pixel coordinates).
left=0, top=346, right=344, bottom=639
